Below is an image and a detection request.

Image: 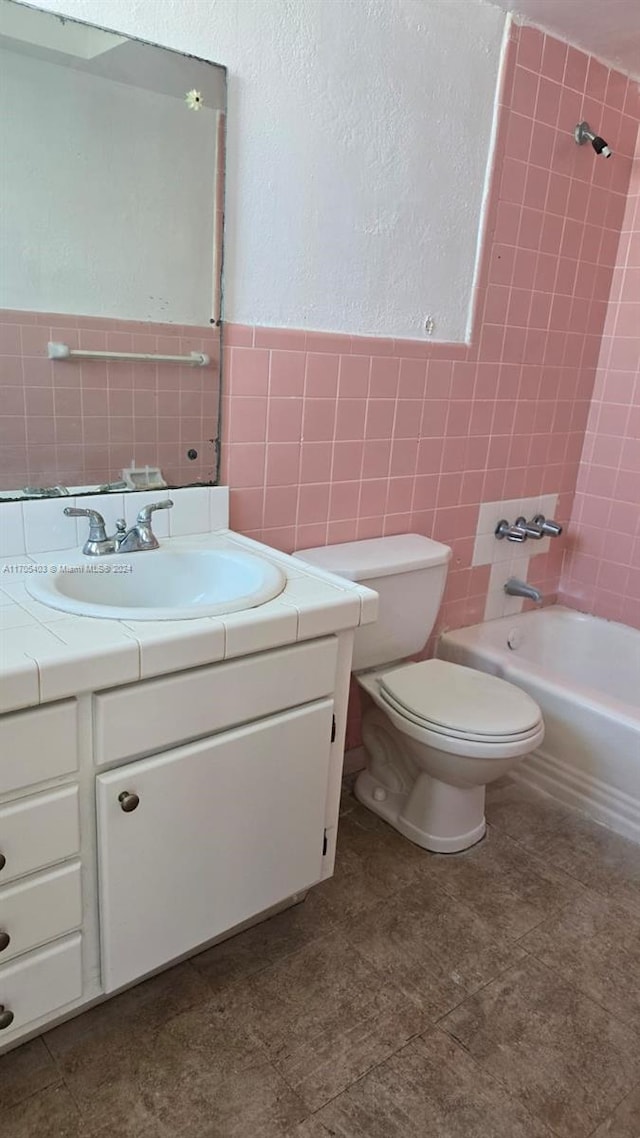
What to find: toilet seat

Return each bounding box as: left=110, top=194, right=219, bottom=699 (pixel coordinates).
left=377, top=658, right=543, bottom=745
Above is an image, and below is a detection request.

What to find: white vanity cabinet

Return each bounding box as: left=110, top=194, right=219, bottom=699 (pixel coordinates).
left=0, top=625, right=356, bottom=1050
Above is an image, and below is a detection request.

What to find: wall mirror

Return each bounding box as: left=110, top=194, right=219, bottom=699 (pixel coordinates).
left=0, top=0, right=226, bottom=500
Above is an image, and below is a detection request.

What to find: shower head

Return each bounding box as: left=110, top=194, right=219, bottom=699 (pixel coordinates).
left=574, top=121, right=612, bottom=158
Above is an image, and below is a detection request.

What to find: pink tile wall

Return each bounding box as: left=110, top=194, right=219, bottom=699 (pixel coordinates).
left=561, top=118, right=640, bottom=629
left=222, top=25, right=638, bottom=641
left=0, top=311, right=220, bottom=491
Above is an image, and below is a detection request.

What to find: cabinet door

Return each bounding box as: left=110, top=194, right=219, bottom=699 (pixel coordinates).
left=97, top=700, right=333, bottom=991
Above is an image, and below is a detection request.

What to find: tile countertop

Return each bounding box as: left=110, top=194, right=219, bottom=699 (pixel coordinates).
left=0, top=531, right=378, bottom=714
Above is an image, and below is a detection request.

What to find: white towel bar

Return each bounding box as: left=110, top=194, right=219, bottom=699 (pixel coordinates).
left=47, top=342, right=211, bottom=366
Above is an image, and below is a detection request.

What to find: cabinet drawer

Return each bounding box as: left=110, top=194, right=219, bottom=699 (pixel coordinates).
left=0, top=700, right=78, bottom=796
left=0, top=787, right=80, bottom=885
left=0, top=863, right=82, bottom=963
left=95, top=636, right=338, bottom=764
left=0, top=934, right=82, bottom=1042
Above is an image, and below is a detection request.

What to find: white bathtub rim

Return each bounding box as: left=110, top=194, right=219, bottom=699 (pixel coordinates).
left=460, top=651, right=639, bottom=729
left=440, top=607, right=640, bottom=726
left=516, top=748, right=640, bottom=845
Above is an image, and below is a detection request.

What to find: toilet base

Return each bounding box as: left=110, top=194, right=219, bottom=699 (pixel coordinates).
left=354, top=768, right=486, bottom=853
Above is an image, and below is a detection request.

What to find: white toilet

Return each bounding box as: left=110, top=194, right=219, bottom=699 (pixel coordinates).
left=295, top=534, right=544, bottom=853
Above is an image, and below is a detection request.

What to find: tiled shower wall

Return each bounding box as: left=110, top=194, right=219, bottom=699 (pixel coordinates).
left=0, top=313, right=220, bottom=491
left=562, top=123, right=640, bottom=629
left=222, top=23, right=638, bottom=641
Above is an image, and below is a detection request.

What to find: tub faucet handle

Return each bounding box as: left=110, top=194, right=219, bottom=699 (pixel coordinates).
left=495, top=519, right=527, bottom=543
left=532, top=514, right=563, bottom=537
left=515, top=516, right=544, bottom=540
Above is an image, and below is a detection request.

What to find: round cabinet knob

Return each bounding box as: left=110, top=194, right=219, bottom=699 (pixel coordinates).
left=118, top=791, right=140, bottom=813
left=0, top=853, right=5, bottom=872
left=0, top=931, right=10, bottom=952
left=0, top=1005, right=14, bottom=1030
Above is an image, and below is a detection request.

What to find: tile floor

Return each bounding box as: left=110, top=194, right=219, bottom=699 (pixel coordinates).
left=2, top=777, right=640, bottom=1137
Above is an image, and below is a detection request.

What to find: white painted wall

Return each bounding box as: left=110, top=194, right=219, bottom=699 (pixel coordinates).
left=0, top=46, right=217, bottom=324
left=29, top=0, right=507, bottom=341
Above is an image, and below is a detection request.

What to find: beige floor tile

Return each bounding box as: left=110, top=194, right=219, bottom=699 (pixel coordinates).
left=416, top=824, right=583, bottom=941
left=529, top=812, right=640, bottom=917
left=313, top=1031, right=553, bottom=1137
left=218, top=928, right=425, bottom=1111
left=0, top=1036, right=60, bottom=1110
left=0, top=1083, right=83, bottom=1138
left=522, top=889, right=640, bottom=1035
left=342, top=873, right=524, bottom=1018
left=485, top=779, right=574, bottom=849
left=274, top=984, right=423, bottom=1113
left=442, top=956, right=640, bottom=1138
left=66, top=997, right=304, bottom=1138
left=592, top=1083, right=640, bottom=1137
left=191, top=889, right=336, bottom=995
left=316, top=813, right=427, bottom=921
left=44, top=962, right=212, bottom=1098
left=286, top=1119, right=334, bottom=1138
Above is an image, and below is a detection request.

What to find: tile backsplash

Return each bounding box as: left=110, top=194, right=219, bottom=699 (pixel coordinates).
left=0, top=487, right=229, bottom=559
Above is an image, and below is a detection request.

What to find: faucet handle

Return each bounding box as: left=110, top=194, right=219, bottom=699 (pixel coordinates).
left=495, top=519, right=527, bottom=543
left=64, top=506, right=108, bottom=541
left=136, top=499, right=174, bottom=524
left=515, top=516, right=544, bottom=540
left=532, top=514, right=563, bottom=537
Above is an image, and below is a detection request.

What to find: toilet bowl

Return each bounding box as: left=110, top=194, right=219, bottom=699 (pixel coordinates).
left=294, top=534, right=544, bottom=853
left=356, top=659, right=544, bottom=852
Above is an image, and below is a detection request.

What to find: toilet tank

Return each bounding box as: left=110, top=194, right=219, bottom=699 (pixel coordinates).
left=294, top=534, right=451, bottom=670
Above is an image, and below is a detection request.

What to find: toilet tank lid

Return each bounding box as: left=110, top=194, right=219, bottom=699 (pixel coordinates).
left=293, top=534, right=451, bottom=582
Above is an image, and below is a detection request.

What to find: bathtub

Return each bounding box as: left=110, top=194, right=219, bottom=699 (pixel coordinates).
left=438, top=607, right=640, bottom=844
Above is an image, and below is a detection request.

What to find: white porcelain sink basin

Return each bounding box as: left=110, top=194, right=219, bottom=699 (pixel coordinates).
left=26, top=547, right=287, bottom=621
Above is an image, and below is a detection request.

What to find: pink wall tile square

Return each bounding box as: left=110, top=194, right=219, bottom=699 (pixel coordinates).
left=299, top=441, right=333, bottom=484
left=329, top=480, right=360, bottom=520
left=339, top=355, right=370, bottom=398
left=305, top=353, right=340, bottom=397
left=265, top=442, right=300, bottom=486
left=359, top=478, right=387, bottom=518
left=298, top=482, right=330, bottom=525
left=269, top=351, right=306, bottom=396
left=302, top=399, right=337, bottom=441
left=268, top=398, right=304, bottom=443
left=369, top=357, right=400, bottom=398
left=263, top=485, right=299, bottom=529
left=333, top=440, right=364, bottom=482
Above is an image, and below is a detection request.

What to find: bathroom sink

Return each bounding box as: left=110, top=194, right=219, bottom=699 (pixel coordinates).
left=26, top=547, right=287, bottom=621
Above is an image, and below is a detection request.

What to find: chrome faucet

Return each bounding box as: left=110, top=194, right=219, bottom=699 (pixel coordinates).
left=117, top=500, right=174, bottom=553
left=532, top=514, right=563, bottom=537
left=496, top=514, right=563, bottom=543
left=65, top=499, right=173, bottom=556
left=514, top=516, right=544, bottom=540
left=495, top=519, right=527, bottom=542
left=504, top=577, right=542, bottom=604
left=64, top=506, right=117, bottom=556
